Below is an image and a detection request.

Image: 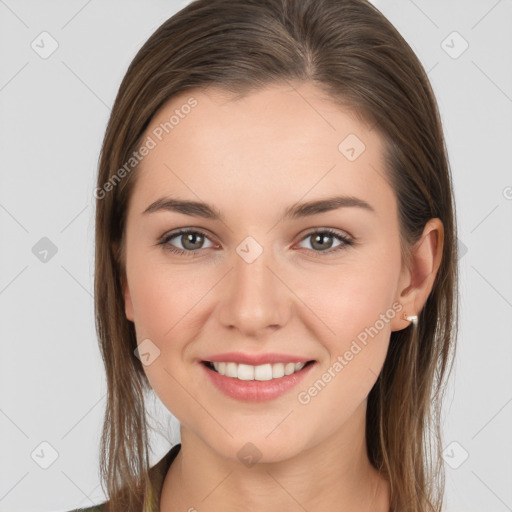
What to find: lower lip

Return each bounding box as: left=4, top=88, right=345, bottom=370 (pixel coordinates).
left=201, top=361, right=315, bottom=402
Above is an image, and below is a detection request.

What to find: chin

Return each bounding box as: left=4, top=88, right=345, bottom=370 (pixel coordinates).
left=205, top=431, right=309, bottom=466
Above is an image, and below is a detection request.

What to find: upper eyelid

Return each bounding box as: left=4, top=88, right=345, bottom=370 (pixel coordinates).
left=161, top=228, right=216, bottom=244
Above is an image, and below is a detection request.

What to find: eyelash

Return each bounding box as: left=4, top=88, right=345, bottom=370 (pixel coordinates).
left=158, top=228, right=354, bottom=258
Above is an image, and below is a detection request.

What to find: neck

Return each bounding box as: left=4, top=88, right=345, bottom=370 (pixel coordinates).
left=160, top=404, right=390, bottom=512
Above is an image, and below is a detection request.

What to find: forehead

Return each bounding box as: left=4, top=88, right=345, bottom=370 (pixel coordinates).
left=131, top=82, right=394, bottom=218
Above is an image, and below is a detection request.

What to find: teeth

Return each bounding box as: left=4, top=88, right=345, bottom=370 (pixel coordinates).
left=211, top=361, right=307, bottom=380
left=284, top=362, right=296, bottom=375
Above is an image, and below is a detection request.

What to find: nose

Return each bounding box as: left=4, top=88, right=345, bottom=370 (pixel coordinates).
left=215, top=246, right=291, bottom=337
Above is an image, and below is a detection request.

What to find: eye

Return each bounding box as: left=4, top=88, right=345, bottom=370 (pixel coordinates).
left=159, top=229, right=216, bottom=256
left=297, top=228, right=353, bottom=255
left=158, top=227, right=354, bottom=257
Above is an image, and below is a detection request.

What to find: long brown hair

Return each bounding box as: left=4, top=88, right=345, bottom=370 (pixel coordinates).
left=94, top=0, right=459, bottom=510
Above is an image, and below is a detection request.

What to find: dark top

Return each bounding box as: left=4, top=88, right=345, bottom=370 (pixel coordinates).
left=67, top=443, right=181, bottom=512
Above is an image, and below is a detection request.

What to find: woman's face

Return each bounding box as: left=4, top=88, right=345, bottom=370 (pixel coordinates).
left=122, top=81, right=410, bottom=462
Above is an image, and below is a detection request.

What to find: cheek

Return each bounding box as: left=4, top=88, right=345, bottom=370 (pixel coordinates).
left=126, top=255, right=216, bottom=393
left=300, top=249, right=400, bottom=344
left=126, top=259, right=206, bottom=412
left=127, top=252, right=206, bottom=340
left=292, top=243, right=401, bottom=410
left=292, top=258, right=399, bottom=435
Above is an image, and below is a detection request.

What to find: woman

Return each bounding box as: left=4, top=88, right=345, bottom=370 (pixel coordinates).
left=74, top=0, right=458, bottom=510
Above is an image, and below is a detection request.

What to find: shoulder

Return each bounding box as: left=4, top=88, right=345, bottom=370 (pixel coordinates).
left=65, top=444, right=181, bottom=512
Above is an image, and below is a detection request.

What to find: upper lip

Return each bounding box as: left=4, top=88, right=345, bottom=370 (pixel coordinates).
left=201, top=352, right=314, bottom=366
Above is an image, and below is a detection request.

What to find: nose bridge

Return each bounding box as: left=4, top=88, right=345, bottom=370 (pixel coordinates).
left=217, top=237, right=289, bottom=335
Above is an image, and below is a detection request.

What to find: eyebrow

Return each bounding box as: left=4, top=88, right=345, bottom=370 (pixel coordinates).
left=142, top=195, right=375, bottom=221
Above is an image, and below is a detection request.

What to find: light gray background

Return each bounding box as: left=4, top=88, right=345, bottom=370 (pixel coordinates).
left=0, top=1, right=511, bottom=511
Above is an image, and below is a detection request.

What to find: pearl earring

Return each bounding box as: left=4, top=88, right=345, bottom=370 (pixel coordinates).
left=402, top=312, right=418, bottom=327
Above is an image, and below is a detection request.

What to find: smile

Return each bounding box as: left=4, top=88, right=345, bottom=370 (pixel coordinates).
left=200, top=360, right=316, bottom=402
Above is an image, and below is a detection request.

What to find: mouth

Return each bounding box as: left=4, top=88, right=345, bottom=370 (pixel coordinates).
left=201, top=360, right=316, bottom=381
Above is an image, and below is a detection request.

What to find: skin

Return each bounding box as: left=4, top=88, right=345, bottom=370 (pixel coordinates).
left=121, top=81, right=444, bottom=512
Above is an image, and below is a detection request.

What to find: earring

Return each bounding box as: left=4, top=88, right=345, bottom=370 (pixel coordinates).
left=402, top=312, right=418, bottom=327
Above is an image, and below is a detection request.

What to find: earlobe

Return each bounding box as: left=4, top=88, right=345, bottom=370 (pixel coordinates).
left=390, top=218, right=444, bottom=332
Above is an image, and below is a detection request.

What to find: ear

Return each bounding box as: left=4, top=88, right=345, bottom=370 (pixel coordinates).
left=390, top=218, right=444, bottom=332
left=112, top=241, right=134, bottom=322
